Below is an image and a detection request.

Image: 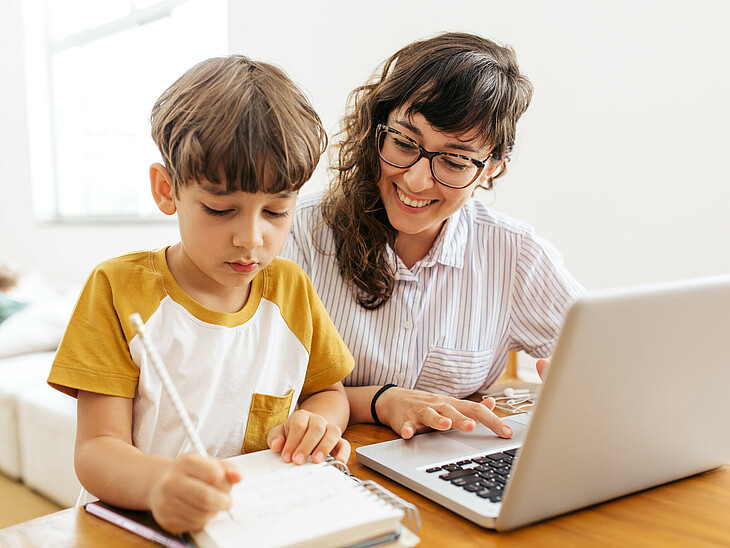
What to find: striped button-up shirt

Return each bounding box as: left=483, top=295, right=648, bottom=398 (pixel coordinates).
left=280, top=191, right=585, bottom=397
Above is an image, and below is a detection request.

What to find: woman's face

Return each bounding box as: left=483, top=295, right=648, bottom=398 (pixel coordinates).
left=377, top=106, right=493, bottom=254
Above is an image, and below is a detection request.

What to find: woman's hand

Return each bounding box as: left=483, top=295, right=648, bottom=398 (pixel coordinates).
left=375, top=387, right=513, bottom=440
left=149, top=453, right=241, bottom=534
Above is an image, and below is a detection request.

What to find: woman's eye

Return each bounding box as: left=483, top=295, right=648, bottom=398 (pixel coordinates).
left=202, top=205, right=232, bottom=217
left=394, top=137, right=418, bottom=151
left=264, top=209, right=291, bottom=219
left=441, top=157, right=470, bottom=172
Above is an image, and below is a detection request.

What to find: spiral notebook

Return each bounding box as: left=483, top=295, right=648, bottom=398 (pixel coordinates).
left=191, top=449, right=420, bottom=548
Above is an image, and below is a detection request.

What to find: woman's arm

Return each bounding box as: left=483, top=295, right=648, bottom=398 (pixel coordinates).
left=345, top=385, right=513, bottom=439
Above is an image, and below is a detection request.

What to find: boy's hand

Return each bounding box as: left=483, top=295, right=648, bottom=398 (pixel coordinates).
left=267, top=409, right=351, bottom=465
left=149, top=452, right=241, bottom=535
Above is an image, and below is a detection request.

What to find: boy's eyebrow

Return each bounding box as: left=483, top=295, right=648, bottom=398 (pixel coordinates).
left=394, top=118, right=481, bottom=155
left=199, top=183, right=298, bottom=199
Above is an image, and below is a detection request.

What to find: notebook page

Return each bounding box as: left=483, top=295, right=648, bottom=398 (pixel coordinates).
left=193, top=450, right=404, bottom=548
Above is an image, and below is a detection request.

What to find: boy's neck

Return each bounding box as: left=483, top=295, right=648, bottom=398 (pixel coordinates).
left=165, top=244, right=252, bottom=314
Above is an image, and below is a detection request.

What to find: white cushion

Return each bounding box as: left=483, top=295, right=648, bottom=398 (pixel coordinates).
left=0, top=352, right=57, bottom=479
left=17, top=384, right=81, bottom=508
left=0, top=294, right=76, bottom=359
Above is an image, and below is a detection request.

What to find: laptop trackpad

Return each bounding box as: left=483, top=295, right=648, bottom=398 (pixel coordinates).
left=367, top=416, right=529, bottom=469
left=425, top=416, right=528, bottom=452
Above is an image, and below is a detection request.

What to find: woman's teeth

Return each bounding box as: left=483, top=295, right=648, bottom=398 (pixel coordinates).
left=396, top=187, right=433, bottom=208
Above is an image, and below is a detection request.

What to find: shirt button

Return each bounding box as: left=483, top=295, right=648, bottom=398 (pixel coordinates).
left=403, top=319, right=413, bottom=330
left=397, top=374, right=405, bottom=381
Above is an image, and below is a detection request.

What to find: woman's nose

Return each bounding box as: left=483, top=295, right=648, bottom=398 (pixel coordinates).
left=401, top=157, right=436, bottom=193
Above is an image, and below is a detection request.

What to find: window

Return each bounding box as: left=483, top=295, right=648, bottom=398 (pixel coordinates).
left=25, top=0, right=227, bottom=221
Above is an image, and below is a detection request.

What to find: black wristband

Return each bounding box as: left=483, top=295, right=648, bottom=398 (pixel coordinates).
left=371, top=383, right=397, bottom=425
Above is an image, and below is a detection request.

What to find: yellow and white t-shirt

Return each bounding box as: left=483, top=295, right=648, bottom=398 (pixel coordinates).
left=48, top=248, right=354, bottom=459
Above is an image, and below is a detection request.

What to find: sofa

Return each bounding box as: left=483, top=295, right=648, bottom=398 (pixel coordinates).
left=0, top=275, right=81, bottom=508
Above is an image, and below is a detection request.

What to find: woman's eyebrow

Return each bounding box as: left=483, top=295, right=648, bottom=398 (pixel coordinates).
left=393, top=118, right=481, bottom=155
left=395, top=118, right=423, bottom=137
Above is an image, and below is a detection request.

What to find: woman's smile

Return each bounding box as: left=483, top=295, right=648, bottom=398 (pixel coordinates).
left=394, top=184, right=436, bottom=209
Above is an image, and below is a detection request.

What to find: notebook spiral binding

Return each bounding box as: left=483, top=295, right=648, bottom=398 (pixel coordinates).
left=358, top=480, right=421, bottom=533
left=325, top=456, right=351, bottom=476
left=324, top=457, right=421, bottom=533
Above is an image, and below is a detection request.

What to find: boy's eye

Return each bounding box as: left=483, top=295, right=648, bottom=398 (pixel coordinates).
left=202, top=204, right=232, bottom=217
left=264, top=209, right=291, bottom=219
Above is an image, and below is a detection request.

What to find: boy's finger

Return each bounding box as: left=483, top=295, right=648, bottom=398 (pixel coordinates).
left=309, top=424, right=342, bottom=463
left=267, top=423, right=283, bottom=447
left=290, top=419, right=328, bottom=464
left=268, top=432, right=285, bottom=453
left=329, top=438, right=351, bottom=463
left=173, top=473, right=233, bottom=515
left=222, top=461, right=242, bottom=486
left=182, top=454, right=229, bottom=488
left=280, top=413, right=309, bottom=462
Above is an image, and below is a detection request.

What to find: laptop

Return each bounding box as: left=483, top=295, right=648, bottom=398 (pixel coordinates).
left=356, top=275, right=730, bottom=531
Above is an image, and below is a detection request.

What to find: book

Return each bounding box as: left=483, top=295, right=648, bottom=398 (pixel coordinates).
left=190, top=449, right=420, bottom=548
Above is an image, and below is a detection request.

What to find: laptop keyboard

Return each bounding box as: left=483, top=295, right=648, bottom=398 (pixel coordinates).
left=425, top=448, right=519, bottom=503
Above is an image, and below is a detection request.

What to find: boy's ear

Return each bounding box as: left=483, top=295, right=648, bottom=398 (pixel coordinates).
left=150, top=163, right=177, bottom=216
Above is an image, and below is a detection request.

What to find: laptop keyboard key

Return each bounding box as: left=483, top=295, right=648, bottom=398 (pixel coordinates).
left=426, top=448, right=517, bottom=503
left=439, top=468, right=478, bottom=480
left=452, top=474, right=480, bottom=486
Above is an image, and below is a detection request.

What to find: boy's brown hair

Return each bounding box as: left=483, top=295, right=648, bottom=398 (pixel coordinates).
left=151, top=55, right=326, bottom=194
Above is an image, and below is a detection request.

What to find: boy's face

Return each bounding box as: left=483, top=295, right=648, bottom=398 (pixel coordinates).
left=152, top=165, right=297, bottom=309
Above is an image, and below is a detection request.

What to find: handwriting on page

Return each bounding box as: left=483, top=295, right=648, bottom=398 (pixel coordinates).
left=201, top=456, right=398, bottom=548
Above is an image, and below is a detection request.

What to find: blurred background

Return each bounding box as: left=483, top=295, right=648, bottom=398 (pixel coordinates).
left=1, top=0, right=729, bottom=292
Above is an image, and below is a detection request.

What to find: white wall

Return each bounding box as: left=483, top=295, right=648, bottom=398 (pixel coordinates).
left=0, top=0, right=178, bottom=289
left=228, top=0, right=730, bottom=290
left=1, top=0, right=729, bottom=291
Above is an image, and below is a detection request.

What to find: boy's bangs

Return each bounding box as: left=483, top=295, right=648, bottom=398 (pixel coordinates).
left=184, top=103, right=322, bottom=194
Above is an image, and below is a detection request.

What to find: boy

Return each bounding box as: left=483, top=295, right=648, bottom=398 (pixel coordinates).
left=47, top=56, right=354, bottom=535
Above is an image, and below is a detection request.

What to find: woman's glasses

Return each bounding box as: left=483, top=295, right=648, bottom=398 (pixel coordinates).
left=376, top=124, right=494, bottom=189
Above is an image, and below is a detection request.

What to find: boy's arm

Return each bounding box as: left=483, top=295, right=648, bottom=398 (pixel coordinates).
left=267, top=381, right=350, bottom=464
left=75, top=390, right=240, bottom=535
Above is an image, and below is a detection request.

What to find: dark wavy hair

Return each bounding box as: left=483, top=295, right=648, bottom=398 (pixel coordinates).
left=321, top=32, right=533, bottom=309
left=151, top=55, right=326, bottom=195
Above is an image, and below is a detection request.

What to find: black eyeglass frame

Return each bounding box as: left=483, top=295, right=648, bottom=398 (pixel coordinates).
left=375, top=124, right=493, bottom=189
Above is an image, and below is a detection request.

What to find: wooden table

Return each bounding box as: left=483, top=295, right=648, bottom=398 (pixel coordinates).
left=1, top=423, right=729, bottom=547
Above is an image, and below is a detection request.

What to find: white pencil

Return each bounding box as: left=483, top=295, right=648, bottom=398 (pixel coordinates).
left=129, top=313, right=234, bottom=520
left=129, top=313, right=208, bottom=455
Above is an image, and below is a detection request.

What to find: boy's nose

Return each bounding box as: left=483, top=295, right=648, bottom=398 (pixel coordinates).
left=232, top=221, right=264, bottom=249
left=401, top=157, right=436, bottom=193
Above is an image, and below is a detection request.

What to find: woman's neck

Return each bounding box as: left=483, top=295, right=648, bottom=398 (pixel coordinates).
left=394, top=225, right=442, bottom=269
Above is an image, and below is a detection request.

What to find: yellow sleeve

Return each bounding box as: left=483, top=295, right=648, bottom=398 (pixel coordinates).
left=48, top=252, right=162, bottom=398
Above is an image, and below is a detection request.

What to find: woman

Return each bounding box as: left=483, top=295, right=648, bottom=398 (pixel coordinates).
left=281, top=32, right=584, bottom=439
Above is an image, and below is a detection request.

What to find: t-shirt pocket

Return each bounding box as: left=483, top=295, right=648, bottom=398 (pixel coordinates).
left=242, top=389, right=295, bottom=453
left=415, top=346, right=493, bottom=398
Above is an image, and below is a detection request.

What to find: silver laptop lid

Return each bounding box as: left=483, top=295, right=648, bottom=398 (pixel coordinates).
left=357, top=275, right=730, bottom=531
left=499, top=275, right=730, bottom=529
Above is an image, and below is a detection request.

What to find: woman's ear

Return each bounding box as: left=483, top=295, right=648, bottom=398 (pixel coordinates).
left=485, top=157, right=505, bottom=179
left=150, top=163, right=176, bottom=216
